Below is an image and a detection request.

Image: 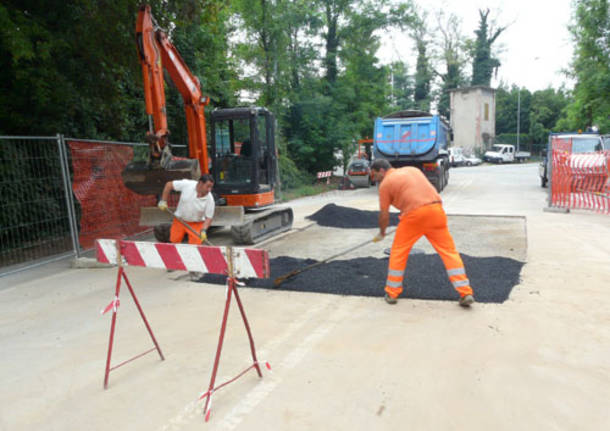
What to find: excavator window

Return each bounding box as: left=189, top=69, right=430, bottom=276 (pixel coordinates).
left=257, top=114, right=270, bottom=186
left=214, top=117, right=255, bottom=185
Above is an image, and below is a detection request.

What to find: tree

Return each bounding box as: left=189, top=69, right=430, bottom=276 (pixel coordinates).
left=389, top=61, right=415, bottom=110
left=528, top=88, right=570, bottom=143
left=495, top=84, right=531, bottom=135
left=559, top=0, right=610, bottom=131
left=409, top=9, right=432, bottom=111
left=470, top=9, right=506, bottom=86
left=433, top=11, right=468, bottom=119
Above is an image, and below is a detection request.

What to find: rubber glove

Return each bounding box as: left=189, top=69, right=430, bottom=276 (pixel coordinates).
left=372, top=233, right=384, bottom=243
left=199, top=230, right=207, bottom=242
left=158, top=200, right=168, bottom=211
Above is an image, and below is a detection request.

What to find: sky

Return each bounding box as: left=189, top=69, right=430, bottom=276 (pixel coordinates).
left=376, top=0, right=575, bottom=92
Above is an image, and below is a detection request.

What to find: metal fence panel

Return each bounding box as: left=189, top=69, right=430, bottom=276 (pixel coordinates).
left=0, top=136, right=75, bottom=271
left=1, top=134, right=189, bottom=276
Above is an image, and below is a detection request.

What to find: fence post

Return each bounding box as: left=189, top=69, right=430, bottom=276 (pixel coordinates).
left=57, top=134, right=81, bottom=257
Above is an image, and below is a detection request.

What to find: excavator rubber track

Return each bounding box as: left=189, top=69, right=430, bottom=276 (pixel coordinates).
left=231, top=206, right=294, bottom=244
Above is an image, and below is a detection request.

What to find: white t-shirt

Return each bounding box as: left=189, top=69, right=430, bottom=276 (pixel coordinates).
left=173, top=180, right=215, bottom=222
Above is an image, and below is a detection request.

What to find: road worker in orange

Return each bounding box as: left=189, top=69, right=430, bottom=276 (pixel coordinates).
left=370, top=159, right=475, bottom=306
left=158, top=174, right=215, bottom=244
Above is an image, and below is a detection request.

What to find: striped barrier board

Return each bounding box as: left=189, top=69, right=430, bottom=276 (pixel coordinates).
left=96, top=239, right=269, bottom=278
left=97, top=239, right=270, bottom=421
left=316, top=171, right=332, bottom=185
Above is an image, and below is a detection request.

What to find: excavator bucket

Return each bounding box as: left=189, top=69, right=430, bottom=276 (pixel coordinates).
left=122, top=157, right=201, bottom=196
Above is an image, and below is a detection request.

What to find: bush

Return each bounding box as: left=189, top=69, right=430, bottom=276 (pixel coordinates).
left=278, top=153, right=312, bottom=190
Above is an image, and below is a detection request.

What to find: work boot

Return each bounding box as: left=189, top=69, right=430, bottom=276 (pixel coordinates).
left=384, top=293, right=397, bottom=305
left=459, top=294, right=475, bottom=307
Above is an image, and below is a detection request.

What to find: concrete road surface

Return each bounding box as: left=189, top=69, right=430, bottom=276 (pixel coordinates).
left=1, top=163, right=609, bottom=430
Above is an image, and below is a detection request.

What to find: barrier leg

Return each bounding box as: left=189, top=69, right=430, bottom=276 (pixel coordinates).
left=121, top=269, right=165, bottom=361
left=203, top=278, right=234, bottom=420
left=104, top=267, right=123, bottom=389
left=232, top=282, right=262, bottom=377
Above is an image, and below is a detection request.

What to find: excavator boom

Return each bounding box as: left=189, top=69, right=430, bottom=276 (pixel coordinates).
left=123, top=4, right=208, bottom=195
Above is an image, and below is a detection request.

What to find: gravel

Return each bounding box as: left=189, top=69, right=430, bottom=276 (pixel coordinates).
left=196, top=254, right=524, bottom=304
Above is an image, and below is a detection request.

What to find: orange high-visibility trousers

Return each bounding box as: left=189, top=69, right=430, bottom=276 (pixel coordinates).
left=385, top=203, right=473, bottom=299
left=169, top=219, right=204, bottom=244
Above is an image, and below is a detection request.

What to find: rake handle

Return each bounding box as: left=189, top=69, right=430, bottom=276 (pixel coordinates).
left=273, top=227, right=397, bottom=287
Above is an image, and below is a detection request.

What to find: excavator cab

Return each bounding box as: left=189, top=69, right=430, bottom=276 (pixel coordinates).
left=210, top=107, right=277, bottom=208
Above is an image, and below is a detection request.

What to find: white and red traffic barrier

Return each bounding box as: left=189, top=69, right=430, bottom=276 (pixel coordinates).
left=96, top=239, right=270, bottom=422
left=96, top=239, right=269, bottom=278
left=316, top=170, right=332, bottom=184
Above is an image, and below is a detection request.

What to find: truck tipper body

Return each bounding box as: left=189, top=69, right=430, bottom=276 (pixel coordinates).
left=373, top=110, right=450, bottom=191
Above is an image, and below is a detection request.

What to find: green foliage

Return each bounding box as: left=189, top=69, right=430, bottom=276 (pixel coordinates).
left=278, top=152, right=312, bottom=189
left=434, top=11, right=468, bottom=119
left=495, top=84, right=571, bottom=147
left=560, top=0, right=610, bottom=132
left=389, top=62, right=415, bottom=110
left=470, top=9, right=505, bottom=86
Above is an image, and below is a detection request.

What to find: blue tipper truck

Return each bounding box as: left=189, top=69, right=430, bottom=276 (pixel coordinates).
left=373, top=110, right=450, bottom=191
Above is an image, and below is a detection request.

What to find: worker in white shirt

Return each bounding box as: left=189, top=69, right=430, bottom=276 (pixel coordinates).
left=157, top=174, right=215, bottom=244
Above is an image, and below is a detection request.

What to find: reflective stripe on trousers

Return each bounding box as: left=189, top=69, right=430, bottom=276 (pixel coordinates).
left=385, top=203, right=473, bottom=299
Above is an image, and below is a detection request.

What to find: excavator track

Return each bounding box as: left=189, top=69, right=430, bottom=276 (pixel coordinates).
left=231, top=206, right=294, bottom=244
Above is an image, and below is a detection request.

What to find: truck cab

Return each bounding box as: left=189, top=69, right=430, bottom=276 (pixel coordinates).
left=539, top=132, right=605, bottom=188
left=484, top=144, right=531, bottom=164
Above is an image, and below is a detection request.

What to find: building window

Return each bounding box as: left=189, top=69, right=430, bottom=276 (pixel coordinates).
left=484, top=103, right=489, bottom=121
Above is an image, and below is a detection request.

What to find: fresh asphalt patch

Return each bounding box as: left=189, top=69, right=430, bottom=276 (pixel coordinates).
left=196, top=254, right=524, bottom=304
left=196, top=204, right=525, bottom=303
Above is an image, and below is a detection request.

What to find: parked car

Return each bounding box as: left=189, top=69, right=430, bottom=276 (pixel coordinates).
left=539, top=132, right=606, bottom=188
left=346, top=159, right=373, bottom=188
left=463, top=155, right=482, bottom=166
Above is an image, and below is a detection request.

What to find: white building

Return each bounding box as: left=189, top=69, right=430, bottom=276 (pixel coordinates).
left=449, top=86, right=496, bottom=155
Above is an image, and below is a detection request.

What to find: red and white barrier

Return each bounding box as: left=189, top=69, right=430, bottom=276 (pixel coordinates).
left=316, top=170, right=332, bottom=184
left=96, top=239, right=269, bottom=278
left=96, top=239, right=270, bottom=422
left=550, top=137, right=610, bottom=214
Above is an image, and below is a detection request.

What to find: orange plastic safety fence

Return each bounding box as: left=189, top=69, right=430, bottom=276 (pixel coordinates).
left=550, top=137, right=610, bottom=214
left=67, top=141, right=177, bottom=249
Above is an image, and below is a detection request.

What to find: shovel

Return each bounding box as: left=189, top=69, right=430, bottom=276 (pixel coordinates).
left=273, top=227, right=396, bottom=287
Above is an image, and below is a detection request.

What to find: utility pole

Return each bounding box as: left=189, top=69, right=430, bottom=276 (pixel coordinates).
left=516, top=88, right=521, bottom=152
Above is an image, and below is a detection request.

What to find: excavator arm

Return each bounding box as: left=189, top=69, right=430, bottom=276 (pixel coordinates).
left=123, top=4, right=209, bottom=195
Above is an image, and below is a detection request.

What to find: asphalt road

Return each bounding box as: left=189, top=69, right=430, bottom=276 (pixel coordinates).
left=1, top=163, right=609, bottom=431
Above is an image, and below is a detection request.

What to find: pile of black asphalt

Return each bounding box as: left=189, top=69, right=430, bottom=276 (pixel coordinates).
left=196, top=253, right=524, bottom=304
left=196, top=204, right=524, bottom=303
left=305, top=203, right=399, bottom=228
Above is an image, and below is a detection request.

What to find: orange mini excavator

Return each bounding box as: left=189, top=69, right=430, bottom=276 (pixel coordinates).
left=123, top=5, right=292, bottom=243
